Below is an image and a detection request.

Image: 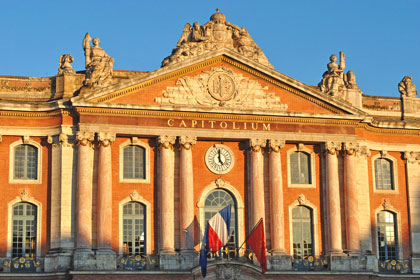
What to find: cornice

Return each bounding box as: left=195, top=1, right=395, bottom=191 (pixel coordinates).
left=0, top=110, right=64, bottom=118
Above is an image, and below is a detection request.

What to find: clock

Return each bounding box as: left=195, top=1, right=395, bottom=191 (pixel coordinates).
left=205, top=144, right=234, bottom=174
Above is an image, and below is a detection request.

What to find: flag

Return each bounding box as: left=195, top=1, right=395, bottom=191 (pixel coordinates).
left=199, top=205, right=231, bottom=277
left=247, top=219, right=267, bottom=274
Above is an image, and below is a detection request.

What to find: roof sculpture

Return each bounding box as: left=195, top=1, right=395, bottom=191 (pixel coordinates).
left=161, top=9, right=272, bottom=68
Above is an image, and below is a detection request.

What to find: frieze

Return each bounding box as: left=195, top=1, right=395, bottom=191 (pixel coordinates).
left=0, top=80, right=51, bottom=94
left=155, top=66, right=287, bottom=110
left=167, top=118, right=271, bottom=131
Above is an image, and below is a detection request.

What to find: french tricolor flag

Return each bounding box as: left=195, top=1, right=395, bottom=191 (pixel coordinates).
left=199, top=205, right=231, bottom=277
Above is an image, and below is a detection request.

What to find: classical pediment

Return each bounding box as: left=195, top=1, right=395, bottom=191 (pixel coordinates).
left=72, top=50, right=366, bottom=117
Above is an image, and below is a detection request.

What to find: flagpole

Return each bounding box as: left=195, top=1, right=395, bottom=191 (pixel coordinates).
left=236, top=218, right=263, bottom=253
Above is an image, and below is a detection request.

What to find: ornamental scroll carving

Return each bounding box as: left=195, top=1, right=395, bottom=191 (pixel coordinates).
left=162, top=9, right=272, bottom=68
left=155, top=66, right=287, bottom=110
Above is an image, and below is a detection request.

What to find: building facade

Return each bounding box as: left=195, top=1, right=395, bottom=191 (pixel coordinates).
left=1, top=10, right=420, bottom=279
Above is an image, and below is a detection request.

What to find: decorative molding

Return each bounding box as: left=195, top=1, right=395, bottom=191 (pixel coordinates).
left=324, top=141, right=342, bottom=155
left=382, top=198, right=392, bottom=210
left=215, top=264, right=241, bottom=280
left=157, top=135, right=176, bottom=149
left=47, top=135, right=53, bottom=144
left=129, top=190, right=141, bottom=201
left=179, top=136, right=197, bottom=150
left=297, top=143, right=305, bottom=151
left=22, top=135, right=30, bottom=144
left=249, top=138, right=267, bottom=152
left=59, top=132, right=72, bottom=147
left=379, top=150, right=388, bottom=157
left=19, top=189, right=33, bottom=202
left=97, top=132, right=116, bottom=147
left=76, top=131, right=95, bottom=146
left=156, top=66, right=287, bottom=110
left=215, top=177, right=226, bottom=188
left=268, top=139, right=285, bottom=152
left=297, top=194, right=307, bottom=205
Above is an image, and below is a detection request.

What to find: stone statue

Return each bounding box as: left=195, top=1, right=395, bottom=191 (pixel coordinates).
left=399, top=76, right=417, bottom=97
left=318, top=52, right=360, bottom=97
left=162, top=9, right=272, bottom=68
left=82, top=32, right=114, bottom=88
left=58, top=54, right=75, bottom=75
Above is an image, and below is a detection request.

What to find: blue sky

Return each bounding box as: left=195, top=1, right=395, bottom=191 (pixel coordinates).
left=1, top=0, right=419, bottom=97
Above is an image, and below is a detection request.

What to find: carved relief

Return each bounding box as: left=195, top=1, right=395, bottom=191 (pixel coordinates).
left=58, top=54, right=75, bottom=75
left=382, top=198, right=392, bottom=210
left=297, top=194, right=307, bottom=205
left=155, top=66, right=287, bottom=110
left=19, top=189, right=33, bottom=202
left=0, top=80, right=51, bottom=94
left=162, top=9, right=272, bottom=68
left=399, top=76, right=417, bottom=98
left=215, top=264, right=241, bottom=280
left=22, top=135, right=30, bottom=144
left=404, top=151, right=420, bottom=164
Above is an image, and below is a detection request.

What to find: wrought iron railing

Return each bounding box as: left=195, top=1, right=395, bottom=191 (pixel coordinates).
left=292, top=256, right=329, bottom=271
left=378, top=259, right=410, bottom=274
left=2, top=257, right=41, bottom=273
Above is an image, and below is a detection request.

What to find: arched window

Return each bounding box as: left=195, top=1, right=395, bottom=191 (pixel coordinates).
left=14, top=144, right=38, bottom=180
left=204, top=189, right=237, bottom=258
left=291, top=206, right=313, bottom=259
left=123, top=145, right=145, bottom=179
left=290, top=151, right=311, bottom=185
left=122, top=202, right=146, bottom=256
left=12, top=202, right=37, bottom=258
left=374, top=158, right=394, bottom=190
left=377, top=211, right=398, bottom=260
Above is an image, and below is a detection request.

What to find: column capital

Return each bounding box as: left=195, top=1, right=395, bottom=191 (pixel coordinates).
left=324, top=141, right=342, bottom=155
left=404, top=151, right=420, bottom=164
left=158, top=135, right=176, bottom=149
left=268, top=139, right=285, bottom=153
left=343, top=142, right=359, bottom=156
left=249, top=138, right=267, bottom=152
left=76, top=131, right=95, bottom=146
left=179, top=136, right=197, bottom=150
left=97, top=132, right=116, bottom=147
left=355, top=145, right=370, bottom=158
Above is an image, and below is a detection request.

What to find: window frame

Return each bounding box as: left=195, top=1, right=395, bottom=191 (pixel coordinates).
left=122, top=201, right=146, bottom=256
left=7, top=192, right=42, bottom=258
left=197, top=180, right=245, bottom=256
left=291, top=205, right=314, bottom=259
left=9, top=139, right=42, bottom=184
left=118, top=190, right=151, bottom=255
left=371, top=153, right=399, bottom=194
left=374, top=205, right=403, bottom=260
left=288, top=197, right=319, bottom=257
left=287, top=145, right=316, bottom=188
left=119, top=139, right=150, bottom=184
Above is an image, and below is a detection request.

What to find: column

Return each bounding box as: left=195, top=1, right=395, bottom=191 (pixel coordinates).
left=404, top=151, right=420, bottom=273
left=97, top=132, right=116, bottom=252
left=325, top=141, right=343, bottom=255
left=343, top=142, right=360, bottom=254
left=179, top=136, right=197, bottom=254
left=158, top=135, right=176, bottom=254
left=75, top=131, right=95, bottom=252
left=249, top=139, right=267, bottom=228
left=269, top=139, right=286, bottom=255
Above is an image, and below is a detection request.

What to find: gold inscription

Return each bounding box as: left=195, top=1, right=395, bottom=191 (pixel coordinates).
left=166, top=119, right=271, bottom=131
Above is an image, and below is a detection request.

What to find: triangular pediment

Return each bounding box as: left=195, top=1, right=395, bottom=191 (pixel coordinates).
left=72, top=49, right=366, bottom=117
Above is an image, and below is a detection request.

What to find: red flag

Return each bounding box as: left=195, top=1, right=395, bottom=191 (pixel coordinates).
left=247, top=219, right=267, bottom=273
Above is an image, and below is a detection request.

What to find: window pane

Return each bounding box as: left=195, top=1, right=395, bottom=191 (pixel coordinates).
left=12, top=203, right=37, bottom=258
left=123, top=145, right=145, bottom=179
left=375, top=158, right=393, bottom=190
left=14, top=145, right=37, bottom=180
left=122, top=202, right=146, bottom=256
left=377, top=211, right=398, bottom=261
left=292, top=206, right=313, bottom=258
left=290, top=152, right=310, bottom=184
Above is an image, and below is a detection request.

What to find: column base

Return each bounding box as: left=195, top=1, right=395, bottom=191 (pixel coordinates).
left=44, top=248, right=74, bottom=272
left=411, top=257, right=420, bottom=273
left=329, top=255, right=376, bottom=271
left=159, top=252, right=179, bottom=270
left=269, top=255, right=292, bottom=270
left=96, top=248, right=116, bottom=270
left=73, top=248, right=95, bottom=271
left=179, top=250, right=198, bottom=269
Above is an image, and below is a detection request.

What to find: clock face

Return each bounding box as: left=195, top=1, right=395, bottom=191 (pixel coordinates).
left=205, top=144, right=234, bottom=174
